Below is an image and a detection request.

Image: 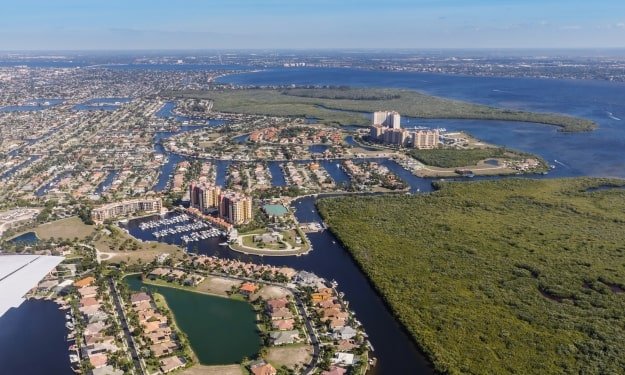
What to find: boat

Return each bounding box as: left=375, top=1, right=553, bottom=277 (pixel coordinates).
left=69, top=354, right=79, bottom=363
left=219, top=242, right=228, bottom=246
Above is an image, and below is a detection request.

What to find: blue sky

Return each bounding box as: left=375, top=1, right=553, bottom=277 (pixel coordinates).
left=1, top=0, right=624, bottom=50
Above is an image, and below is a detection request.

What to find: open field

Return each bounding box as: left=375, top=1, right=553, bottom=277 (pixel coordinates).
left=32, top=216, right=95, bottom=240
left=318, top=178, right=625, bottom=374
left=266, top=344, right=313, bottom=370
left=252, top=285, right=291, bottom=301
left=180, top=364, right=244, bottom=375
left=196, top=276, right=242, bottom=297
left=95, top=226, right=183, bottom=264
left=164, top=88, right=597, bottom=132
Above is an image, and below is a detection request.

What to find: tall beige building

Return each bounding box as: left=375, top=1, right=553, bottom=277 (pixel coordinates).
left=372, top=111, right=401, bottom=129
left=412, top=130, right=440, bottom=149
left=189, top=182, right=221, bottom=211
left=219, top=192, right=253, bottom=225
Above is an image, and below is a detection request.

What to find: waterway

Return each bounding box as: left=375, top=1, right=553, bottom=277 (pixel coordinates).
left=0, top=99, right=64, bottom=112
left=0, top=299, right=72, bottom=375
left=124, top=275, right=261, bottom=365
left=73, top=97, right=132, bottom=111
left=218, top=68, right=625, bottom=179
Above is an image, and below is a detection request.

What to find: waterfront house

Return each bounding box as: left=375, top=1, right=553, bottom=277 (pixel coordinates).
left=80, top=296, right=100, bottom=307
left=148, top=267, right=171, bottom=279
left=266, top=298, right=288, bottom=312
left=88, top=353, right=108, bottom=369
left=250, top=360, right=277, bottom=375
left=239, top=282, right=259, bottom=296
left=332, top=352, right=355, bottom=366
left=269, top=307, right=293, bottom=321
left=150, top=341, right=179, bottom=358
left=160, top=356, right=186, bottom=373
left=336, top=340, right=358, bottom=352
left=270, top=330, right=300, bottom=345
left=272, top=318, right=295, bottom=331
left=334, top=326, right=358, bottom=341
left=130, top=292, right=151, bottom=305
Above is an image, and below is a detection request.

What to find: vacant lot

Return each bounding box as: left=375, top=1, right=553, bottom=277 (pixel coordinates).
left=267, top=344, right=313, bottom=370
left=196, top=276, right=241, bottom=297
left=180, top=364, right=244, bottom=375
left=34, top=216, right=95, bottom=240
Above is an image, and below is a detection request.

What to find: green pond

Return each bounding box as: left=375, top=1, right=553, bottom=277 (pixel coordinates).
left=124, top=275, right=261, bottom=364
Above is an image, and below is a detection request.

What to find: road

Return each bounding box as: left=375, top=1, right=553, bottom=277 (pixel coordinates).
left=108, top=278, right=145, bottom=375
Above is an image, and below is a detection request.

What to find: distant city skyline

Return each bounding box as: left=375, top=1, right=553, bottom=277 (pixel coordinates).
left=1, top=0, right=625, bottom=50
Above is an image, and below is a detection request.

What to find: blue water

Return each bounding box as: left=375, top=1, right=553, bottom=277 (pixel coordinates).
left=267, top=161, right=286, bottom=186
left=319, top=160, right=351, bottom=185
left=0, top=156, right=40, bottom=180
left=95, top=170, right=119, bottom=194
left=8, top=231, right=39, bottom=245
left=73, top=97, right=132, bottom=111
left=0, top=99, right=64, bottom=112
left=308, top=144, right=329, bottom=153
left=0, top=300, right=71, bottom=374
left=155, top=101, right=219, bottom=124
left=218, top=68, right=625, bottom=178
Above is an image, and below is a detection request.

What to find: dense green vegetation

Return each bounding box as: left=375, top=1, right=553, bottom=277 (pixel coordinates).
left=165, top=88, right=597, bottom=132
left=408, top=147, right=543, bottom=168
left=317, top=178, right=625, bottom=374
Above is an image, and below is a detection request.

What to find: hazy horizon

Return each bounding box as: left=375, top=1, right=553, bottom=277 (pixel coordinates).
left=2, top=0, right=625, bottom=50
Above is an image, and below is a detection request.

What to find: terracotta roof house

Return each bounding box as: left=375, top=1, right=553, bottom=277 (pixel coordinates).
left=239, top=282, right=259, bottom=295
left=270, top=307, right=293, bottom=321
left=80, top=297, right=100, bottom=307
left=74, top=276, right=95, bottom=288
left=272, top=318, right=295, bottom=331
left=250, top=362, right=277, bottom=375
left=266, top=298, right=288, bottom=312
left=130, top=292, right=151, bottom=305
left=88, top=353, right=108, bottom=368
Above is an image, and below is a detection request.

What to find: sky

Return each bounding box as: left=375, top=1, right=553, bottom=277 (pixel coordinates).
left=1, top=0, right=625, bottom=50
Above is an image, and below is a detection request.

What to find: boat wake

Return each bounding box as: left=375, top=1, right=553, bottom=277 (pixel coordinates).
left=607, top=112, right=621, bottom=121
left=553, top=159, right=569, bottom=168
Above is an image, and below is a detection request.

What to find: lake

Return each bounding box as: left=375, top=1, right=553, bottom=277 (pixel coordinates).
left=8, top=231, right=40, bottom=245
left=124, top=275, right=261, bottom=365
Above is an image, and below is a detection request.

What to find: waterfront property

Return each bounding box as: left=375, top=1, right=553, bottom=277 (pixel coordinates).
left=124, top=274, right=261, bottom=365
left=91, top=197, right=163, bottom=223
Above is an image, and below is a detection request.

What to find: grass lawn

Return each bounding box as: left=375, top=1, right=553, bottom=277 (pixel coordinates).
left=318, top=178, right=625, bottom=374
left=33, top=216, right=95, bottom=240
